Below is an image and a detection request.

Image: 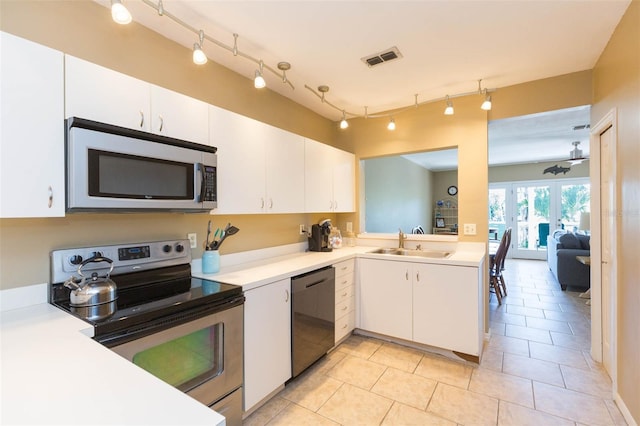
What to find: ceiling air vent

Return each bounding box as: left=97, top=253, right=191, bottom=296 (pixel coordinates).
left=361, top=46, right=403, bottom=68
left=573, top=124, right=590, bottom=131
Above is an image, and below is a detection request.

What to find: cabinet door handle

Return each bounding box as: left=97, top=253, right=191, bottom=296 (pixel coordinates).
left=285, top=289, right=289, bottom=302
left=139, top=110, right=144, bottom=128
left=342, top=306, right=348, bottom=311
left=269, top=198, right=273, bottom=209
left=405, top=271, right=409, bottom=281
left=334, top=200, right=338, bottom=210
left=261, top=198, right=265, bottom=209
left=48, top=186, right=53, bottom=208
left=342, top=323, right=348, bottom=329
left=416, top=271, right=420, bottom=282
left=342, top=292, right=348, bottom=297
left=158, top=115, right=164, bottom=132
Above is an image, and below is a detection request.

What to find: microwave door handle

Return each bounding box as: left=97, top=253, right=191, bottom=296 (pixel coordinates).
left=196, top=163, right=205, bottom=203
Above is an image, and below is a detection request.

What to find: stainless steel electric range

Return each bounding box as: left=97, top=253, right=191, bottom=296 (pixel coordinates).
left=49, top=239, right=244, bottom=425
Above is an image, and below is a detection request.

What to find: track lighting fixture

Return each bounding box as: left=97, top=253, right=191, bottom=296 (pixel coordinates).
left=111, top=1, right=496, bottom=126
left=387, top=117, right=396, bottom=131
left=340, top=111, right=349, bottom=129
left=254, top=61, right=266, bottom=89
left=111, top=0, right=132, bottom=25
left=192, top=30, right=207, bottom=65
left=444, top=96, right=454, bottom=115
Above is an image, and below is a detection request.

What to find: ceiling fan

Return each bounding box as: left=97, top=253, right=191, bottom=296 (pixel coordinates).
left=567, top=141, right=589, bottom=165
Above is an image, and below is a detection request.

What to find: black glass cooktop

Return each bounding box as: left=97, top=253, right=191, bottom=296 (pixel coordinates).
left=50, top=264, right=243, bottom=345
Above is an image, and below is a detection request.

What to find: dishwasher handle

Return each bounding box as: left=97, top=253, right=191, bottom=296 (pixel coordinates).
left=291, top=266, right=335, bottom=293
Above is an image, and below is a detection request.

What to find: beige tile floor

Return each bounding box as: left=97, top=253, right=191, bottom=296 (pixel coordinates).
left=244, top=259, right=627, bottom=425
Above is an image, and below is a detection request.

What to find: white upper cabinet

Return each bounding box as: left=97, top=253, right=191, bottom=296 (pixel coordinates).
left=1, top=32, right=65, bottom=218
left=148, top=84, right=209, bottom=144
left=65, top=56, right=208, bottom=144
left=210, top=106, right=304, bottom=214
left=65, top=55, right=150, bottom=132
left=304, top=139, right=355, bottom=213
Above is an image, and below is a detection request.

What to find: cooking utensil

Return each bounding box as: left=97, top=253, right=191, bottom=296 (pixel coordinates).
left=213, top=225, right=239, bottom=250
left=63, top=256, right=117, bottom=320
left=205, top=220, right=212, bottom=250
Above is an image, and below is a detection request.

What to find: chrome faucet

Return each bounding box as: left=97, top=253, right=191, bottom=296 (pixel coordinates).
left=398, top=228, right=406, bottom=249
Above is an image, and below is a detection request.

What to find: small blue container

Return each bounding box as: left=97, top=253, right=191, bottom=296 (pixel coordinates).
left=202, top=250, right=220, bottom=274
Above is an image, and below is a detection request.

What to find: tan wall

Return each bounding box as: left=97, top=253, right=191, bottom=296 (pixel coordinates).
left=591, top=0, right=640, bottom=421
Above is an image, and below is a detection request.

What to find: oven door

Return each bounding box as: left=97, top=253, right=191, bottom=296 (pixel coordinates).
left=110, top=304, right=242, bottom=407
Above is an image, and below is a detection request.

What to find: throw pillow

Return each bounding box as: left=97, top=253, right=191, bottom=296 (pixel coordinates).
left=552, top=229, right=567, bottom=240
left=577, top=234, right=591, bottom=250
left=559, top=232, right=581, bottom=249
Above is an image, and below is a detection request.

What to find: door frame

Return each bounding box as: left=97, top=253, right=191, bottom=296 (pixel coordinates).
left=589, top=108, right=618, bottom=393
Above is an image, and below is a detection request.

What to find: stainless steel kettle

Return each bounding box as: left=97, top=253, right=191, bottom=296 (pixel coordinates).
left=64, top=256, right=117, bottom=320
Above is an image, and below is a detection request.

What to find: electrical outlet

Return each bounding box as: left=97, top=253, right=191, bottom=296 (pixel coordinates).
left=187, top=233, right=197, bottom=248
left=299, top=224, right=306, bottom=235
left=346, top=222, right=353, bottom=233
left=463, top=224, right=477, bottom=235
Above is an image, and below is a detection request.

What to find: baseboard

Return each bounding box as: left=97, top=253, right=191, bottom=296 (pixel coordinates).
left=615, top=391, right=638, bottom=426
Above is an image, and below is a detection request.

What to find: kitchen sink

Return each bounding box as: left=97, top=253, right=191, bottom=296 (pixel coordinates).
left=370, top=248, right=452, bottom=259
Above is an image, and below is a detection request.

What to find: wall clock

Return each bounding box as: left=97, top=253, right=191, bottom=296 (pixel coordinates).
left=447, top=185, right=458, bottom=196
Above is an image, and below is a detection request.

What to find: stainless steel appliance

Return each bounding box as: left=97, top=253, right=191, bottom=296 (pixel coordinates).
left=50, top=240, right=243, bottom=425
left=291, top=266, right=335, bottom=378
left=308, top=219, right=332, bottom=252
left=65, top=117, right=217, bottom=212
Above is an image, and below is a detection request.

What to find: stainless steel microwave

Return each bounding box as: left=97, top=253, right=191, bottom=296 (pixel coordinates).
left=65, top=117, right=217, bottom=212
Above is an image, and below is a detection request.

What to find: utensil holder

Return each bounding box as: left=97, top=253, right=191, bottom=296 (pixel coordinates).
left=202, top=250, right=220, bottom=274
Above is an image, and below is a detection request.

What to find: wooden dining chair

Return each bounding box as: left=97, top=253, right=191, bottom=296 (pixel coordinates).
left=489, top=230, right=509, bottom=305
left=498, top=228, right=512, bottom=297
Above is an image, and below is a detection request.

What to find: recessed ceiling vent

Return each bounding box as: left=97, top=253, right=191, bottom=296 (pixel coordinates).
left=573, top=124, right=590, bottom=131
left=361, top=46, right=403, bottom=68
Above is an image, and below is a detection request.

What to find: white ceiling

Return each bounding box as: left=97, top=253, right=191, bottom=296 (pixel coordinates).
left=98, top=0, right=627, bottom=165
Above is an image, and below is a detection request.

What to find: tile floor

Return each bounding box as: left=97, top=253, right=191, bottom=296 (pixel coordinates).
left=244, top=259, right=627, bottom=425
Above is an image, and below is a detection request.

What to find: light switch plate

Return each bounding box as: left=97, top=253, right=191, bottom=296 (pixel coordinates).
left=463, top=224, right=477, bottom=235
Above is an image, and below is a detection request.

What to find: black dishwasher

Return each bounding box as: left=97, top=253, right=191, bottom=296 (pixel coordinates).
left=291, top=266, right=335, bottom=378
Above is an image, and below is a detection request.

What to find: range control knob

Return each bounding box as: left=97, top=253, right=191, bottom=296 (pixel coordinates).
left=90, top=251, right=103, bottom=258
left=163, top=244, right=172, bottom=253
left=175, top=243, right=184, bottom=253
left=69, top=255, right=83, bottom=265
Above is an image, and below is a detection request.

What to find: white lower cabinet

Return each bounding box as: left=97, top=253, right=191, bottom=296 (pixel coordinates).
left=1, top=32, right=65, bottom=218
left=243, top=279, right=291, bottom=412
left=333, top=259, right=356, bottom=344
left=359, top=259, right=413, bottom=341
left=412, top=263, right=481, bottom=356
left=358, top=258, right=482, bottom=358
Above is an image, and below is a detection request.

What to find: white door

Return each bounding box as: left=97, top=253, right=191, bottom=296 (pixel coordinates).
left=490, top=180, right=590, bottom=260
left=599, top=126, right=614, bottom=378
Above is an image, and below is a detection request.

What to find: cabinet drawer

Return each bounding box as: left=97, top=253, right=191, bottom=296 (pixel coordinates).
left=334, top=259, right=355, bottom=278
left=335, top=312, right=355, bottom=342
left=335, top=296, right=355, bottom=320
left=335, top=285, right=354, bottom=305
left=335, top=273, right=354, bottom=291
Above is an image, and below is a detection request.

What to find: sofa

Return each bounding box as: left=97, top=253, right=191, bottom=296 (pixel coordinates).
left=547, top=230, right=591, bottom=291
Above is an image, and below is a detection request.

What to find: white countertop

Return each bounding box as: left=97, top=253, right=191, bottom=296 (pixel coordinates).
left=1, top=242, right=485, bottom=425
left=193, top=244, right=485, bottom=291
left=0, top=303, right=225, bottom=426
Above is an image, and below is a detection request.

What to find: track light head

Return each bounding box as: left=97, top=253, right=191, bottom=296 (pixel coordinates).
left=481, top=93, right=492, bottom=111
left=111, top=0, right=132, bottom=25
left=340, top=111, right=349, bottom=129
left=192, top=30, right=207, bottom=65
left=192, top=43, right=207, bottom=65
left=444, top=96, right=454, bottom=115
left=387, top=118, right=396, bottom=131
left=254, top=61, right=266, bottom=88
